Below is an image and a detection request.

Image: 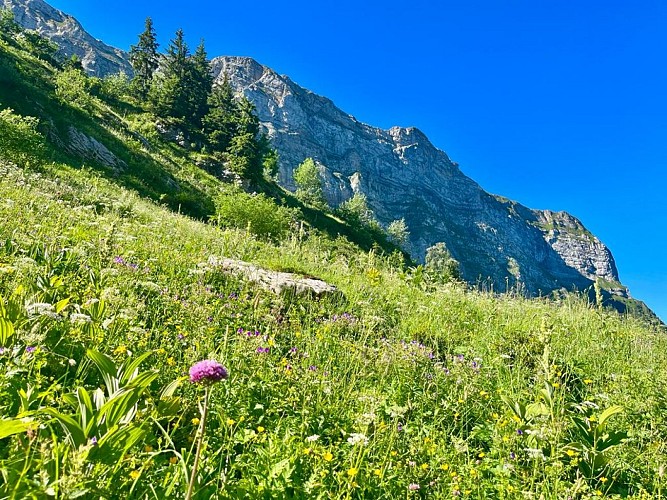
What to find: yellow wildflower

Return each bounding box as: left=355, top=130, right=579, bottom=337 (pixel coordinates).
left=166, top=357, right=176, bottom=366
left=144, top=445, right=153, bottom=453
left=323, top=451, right=333, bottom=462
left=169, top=456, right=178, bottom=465
left=347, top=467, right=358, bottom=477
left=191, top=418, right=200, bottom=426
left=226, top=418, right=235, bottom=426
left=129, top=470, right=140, bottom=480
left=257, top=426, right=265, bottom=433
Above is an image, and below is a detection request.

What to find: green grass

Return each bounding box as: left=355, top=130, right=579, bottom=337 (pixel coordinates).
left=1, top=31, right=666, bottom=500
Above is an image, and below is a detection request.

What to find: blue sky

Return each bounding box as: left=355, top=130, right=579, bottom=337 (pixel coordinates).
left=48, top=0, right=667, bottom=321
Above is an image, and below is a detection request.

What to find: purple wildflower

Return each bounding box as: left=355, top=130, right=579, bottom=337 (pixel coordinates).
left=256, top=347, right=270, bottom=354
left=177, top=334, right=185, bottom=340
left=397, top=423, right=403, bottom=432
left=207, top=316, right=213, bottom=323
left=290, top=347, right=298, bottom=354
left=188, top=360, right=228, bottom=385
left=0, top=347, right=5, bottom=355
left=237, top=328, right=244, bottom=334
left=113, top=256, right=125, bottom=265
left=408, top=483, right=420, bottom=491
left=510, top=452, right=516, bottom=460
left=517, top=429, right=524, bottom=435
left=90, top=436, right=98, bottom=446
left=308, top=365, right=317, bottom=371
left=26, top=346, right=36, bottom=353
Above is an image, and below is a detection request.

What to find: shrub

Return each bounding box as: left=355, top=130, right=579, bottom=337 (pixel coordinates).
left=214, top=186, right=295, bottom=240
left=54, top=68, right=99, bottom=112
left=0, top=108, right=45, bottom=167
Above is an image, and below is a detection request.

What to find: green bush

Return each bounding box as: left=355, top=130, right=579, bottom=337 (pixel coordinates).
left=54, top=68, right=99, bottom=112
left=214, top=185, right=295, bottom=240
left=0, top=108, right=45, bottom=167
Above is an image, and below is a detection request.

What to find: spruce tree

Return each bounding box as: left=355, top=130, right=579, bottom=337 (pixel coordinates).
left=188, top=40, right=214, bottom=127
left=149, top=28, right=190, bottom=123
left=203, top=77, right=237, bottom=153
left=129, top=17, right=159, bottom=99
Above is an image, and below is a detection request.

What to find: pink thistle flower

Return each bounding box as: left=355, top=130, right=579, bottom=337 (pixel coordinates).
left=189, top=360, right=228, bottom=385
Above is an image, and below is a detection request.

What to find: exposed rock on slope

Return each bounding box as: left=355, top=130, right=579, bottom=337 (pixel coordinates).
left=204, top=257, right=340, bottom=298
left=210, top=56, right=621, bottom=295
left=3, top=0, right=132, bottom=77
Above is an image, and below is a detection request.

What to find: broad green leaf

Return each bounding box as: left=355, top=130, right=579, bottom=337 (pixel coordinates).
left=598, top=431, right=628, bottom=451
left=119, top=350, right=153, bottom=385
left=55, top=297, right=70, bottom=314
left=0, top=418, right=30, bottom=440
left=41, top=408, right=87, bottom=447
left=0, top=317, right=14, bottom=345
left=87, top=349, right=117, bottom=394
left=0, top=295, right=6, bottom=317
left=598, top=405, right=623, bottom=427
left=76, top=387, right=94, bottom=433
left=160, top=378, right=182, bottom=399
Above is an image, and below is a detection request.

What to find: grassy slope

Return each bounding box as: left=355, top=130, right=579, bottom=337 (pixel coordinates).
left=1, top=36, right=666, bottom=499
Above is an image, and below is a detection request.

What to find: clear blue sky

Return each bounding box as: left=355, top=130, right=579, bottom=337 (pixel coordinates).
left=49, top=0, right=667, bottom=321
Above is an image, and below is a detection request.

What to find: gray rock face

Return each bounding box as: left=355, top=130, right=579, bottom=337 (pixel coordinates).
left=66, top=126, right=126, bottom=172
left=3, top=0, right=132, bottom=77
left=210, top=56, right=622, bottom=295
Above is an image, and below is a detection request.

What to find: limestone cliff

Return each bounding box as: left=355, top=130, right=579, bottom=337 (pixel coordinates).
left=210, top=56, right=621, bottom=295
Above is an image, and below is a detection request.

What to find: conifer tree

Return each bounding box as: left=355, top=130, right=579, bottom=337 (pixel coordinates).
left=129, top=17, right=159, bottom=99
left=149, top=28, right=190, bottom=123
left=188, top=40, right=214, bottom=127
left=203, top=77, right=238, bottom=153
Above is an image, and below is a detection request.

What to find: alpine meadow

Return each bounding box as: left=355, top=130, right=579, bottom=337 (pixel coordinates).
left=1, top=2, right=667, bottom=499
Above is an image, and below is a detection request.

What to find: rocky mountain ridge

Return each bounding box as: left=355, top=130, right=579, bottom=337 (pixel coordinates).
left=2, top=0, right=132, bottom=76
left=210, top=56, right=621, bottom=296
left=3, top=0, right=632, bottom=302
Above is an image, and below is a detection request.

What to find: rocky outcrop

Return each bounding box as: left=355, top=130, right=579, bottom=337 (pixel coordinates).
left=3, top=0, right=132, bottom=77
left=66, top=126, right=126, bottom=172
left=210, top=56, right=621, bottom=295
left=205, top=257, right=340, bottom=298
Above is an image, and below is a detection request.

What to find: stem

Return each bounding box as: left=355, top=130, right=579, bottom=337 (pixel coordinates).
left=185, top=386, right=210, bottom=500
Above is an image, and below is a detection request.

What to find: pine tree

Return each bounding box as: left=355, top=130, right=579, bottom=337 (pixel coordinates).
left=129, top=17, right=159, bottom=99
left=149, top=28, right=190, bottom=123
left=187, top=40, right=213, bottom=127
left=203, top=77, right=238, bottom=153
